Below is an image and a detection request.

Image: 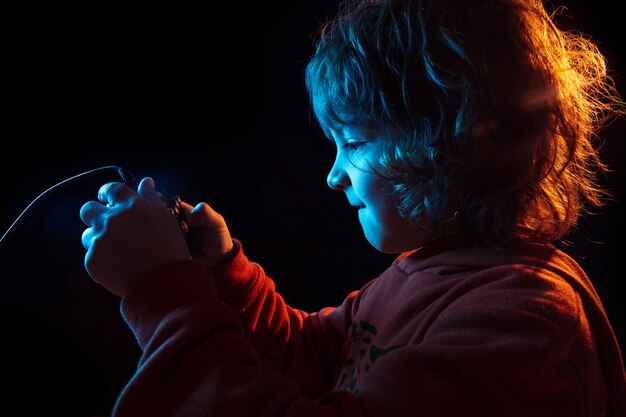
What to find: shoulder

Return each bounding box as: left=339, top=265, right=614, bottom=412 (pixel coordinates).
left=397, top=242, right=590, bottom=331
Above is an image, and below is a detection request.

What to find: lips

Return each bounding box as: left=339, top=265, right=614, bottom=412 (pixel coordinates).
left=347, top=195, right=364, bottom=208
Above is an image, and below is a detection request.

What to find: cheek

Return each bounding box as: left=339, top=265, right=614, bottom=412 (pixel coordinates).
left=360, top=181, right=426, bottom=252
left=356, top=170, right=391, bottom=204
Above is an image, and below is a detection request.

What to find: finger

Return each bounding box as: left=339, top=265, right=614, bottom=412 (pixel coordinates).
left=80, top=200, right=107, bottom=227
left=81, top=227, right=94, bottom=250
left=181, top=201, right=194, bottom=212
left=184, top=202, right=207, bottom=227
left=184, top=202, right=222, bottom=228
left=181, top=201, right=196, bottom=218
left=98, top=182, right=135, bottom=206
left=137, top=177, right=162, bottom=205
left=83, top=243, right=104, bottom=286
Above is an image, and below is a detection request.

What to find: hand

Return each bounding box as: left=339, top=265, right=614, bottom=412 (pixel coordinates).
left=183, top=201, right=236, bottom=269
left=80, top=177, right=191, bottom=297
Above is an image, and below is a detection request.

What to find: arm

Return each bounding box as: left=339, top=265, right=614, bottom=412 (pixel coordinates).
left=79, top=178, right=367, bottom=415
left=114, top=259, right=365, bottom=417
left=116, top=259, right=601, bottom=417
left=183, top=199, right=355, bottom=394
left=209, top=238, right=361, bottom=395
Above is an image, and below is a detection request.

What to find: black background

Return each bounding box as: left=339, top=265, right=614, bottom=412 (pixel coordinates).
left=1, top=1, right=624, bottom=415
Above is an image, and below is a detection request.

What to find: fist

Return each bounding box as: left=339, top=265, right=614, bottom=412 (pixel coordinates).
left=80, top=177, right=191, bottom=297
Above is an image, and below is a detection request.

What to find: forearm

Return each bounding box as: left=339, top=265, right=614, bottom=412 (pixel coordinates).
left=115, top=260, right=363, bottom=416
left=209, top=240, right=346, bottom=390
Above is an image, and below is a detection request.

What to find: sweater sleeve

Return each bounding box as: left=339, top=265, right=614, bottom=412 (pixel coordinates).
left=113, top=258, right=368, bottom=417
left=204, top=238, right=359, bottom=396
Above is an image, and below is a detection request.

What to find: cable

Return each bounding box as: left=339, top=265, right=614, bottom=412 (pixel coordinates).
left=0, top=165, right=127, bottom=249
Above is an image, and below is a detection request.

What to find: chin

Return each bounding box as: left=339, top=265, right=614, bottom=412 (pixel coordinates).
left=363, top=226, right=425, bottom=254
left=364, top=235, right=409, bottom=255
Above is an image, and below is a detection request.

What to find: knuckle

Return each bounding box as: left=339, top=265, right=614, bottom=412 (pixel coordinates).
left=100, top=212, right=117, bottom=233
left=81, top=228, right=92, bottom=249
left=198, top=202, right=211, bottom=213
left=126, top=196, right=142, bottom=210
left=79, top=202, right=92, bottom=222
left=97, top=183, right=113, bottom=202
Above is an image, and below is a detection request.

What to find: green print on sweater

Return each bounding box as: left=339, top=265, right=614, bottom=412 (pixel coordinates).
left=336, top=320, right=403, bottom=393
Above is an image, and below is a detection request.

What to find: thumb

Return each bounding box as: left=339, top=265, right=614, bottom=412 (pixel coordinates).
left=184, top=202, right=222, bottom=228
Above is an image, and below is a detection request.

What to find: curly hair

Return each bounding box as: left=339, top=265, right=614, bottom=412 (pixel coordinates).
left=304, top=0, right=625, bottom=247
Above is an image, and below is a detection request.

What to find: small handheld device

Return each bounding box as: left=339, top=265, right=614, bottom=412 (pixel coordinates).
left=118, top=167, right=189, bottom=236
left=0, top=165, right=189, bottom=249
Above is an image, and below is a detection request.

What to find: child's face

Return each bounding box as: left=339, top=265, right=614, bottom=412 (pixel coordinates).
left=327, top=125, right=427, bottom=254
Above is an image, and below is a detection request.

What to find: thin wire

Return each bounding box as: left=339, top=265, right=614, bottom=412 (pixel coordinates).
left=0, top=165, right=122, bottom=249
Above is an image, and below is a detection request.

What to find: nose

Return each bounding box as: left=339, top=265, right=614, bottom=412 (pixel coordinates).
left=327, top=156, right=349, bottom=190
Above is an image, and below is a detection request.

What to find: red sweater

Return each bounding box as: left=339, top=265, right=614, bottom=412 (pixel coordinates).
left=113, top=239, right=626, bottom=416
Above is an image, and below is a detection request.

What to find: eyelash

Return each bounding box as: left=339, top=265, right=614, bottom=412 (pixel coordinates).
left=342, top=142, right=365, bottom=152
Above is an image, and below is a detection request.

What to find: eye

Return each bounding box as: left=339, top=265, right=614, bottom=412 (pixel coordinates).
left=342, top=141, right=366, bottom=152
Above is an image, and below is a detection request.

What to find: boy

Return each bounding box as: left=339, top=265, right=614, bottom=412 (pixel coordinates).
left=80, top=0, right=626, bottom=415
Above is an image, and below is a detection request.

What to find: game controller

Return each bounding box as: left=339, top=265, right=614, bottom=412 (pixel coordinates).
left=117, top=167, right=189, bottom=236
left=0, top=165, right=190, bottom=249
